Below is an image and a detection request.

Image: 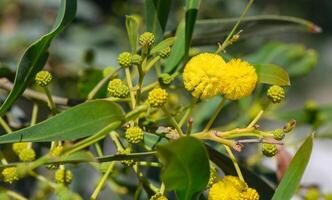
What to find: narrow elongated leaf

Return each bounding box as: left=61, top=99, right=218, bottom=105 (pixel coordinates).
left=0, top=100, right=124, bottom=143
left=254, top=64, right=290, bottom=86
left=126, top=15, right=141, bottom=53
left=145, top=0, right=172, bottom=42
left=206, top=145, right=275, bottom=200
left=158, top=137, right=210, bottom=200
left=164, top=0, right=201, bottom=73
left=272, top=135, right=313, bottom=200
left=0, top=0, right=77, bottom=116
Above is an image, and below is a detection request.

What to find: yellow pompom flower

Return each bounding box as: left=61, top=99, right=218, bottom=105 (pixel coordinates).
left=209, top=176, right=259, bottom=200
left=220, top=59, right=257, bottom=100
left=1, top=167, right=19, bottom=184
left=183, top=53, right=226, bottom=99
left=55, top=168, right=73, bottom=185
left=12, top=142, right=29, bottom=154
left=35, top=71, right=52, bottom=87
left=125, top=127, right=144, bottom=144
left=148, top=88, right=168, bottom=107
left=18, top=148, right=36, bottom=161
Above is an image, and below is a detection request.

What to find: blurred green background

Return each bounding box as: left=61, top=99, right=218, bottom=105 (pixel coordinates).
left=0, top=0, right=332, bottom=199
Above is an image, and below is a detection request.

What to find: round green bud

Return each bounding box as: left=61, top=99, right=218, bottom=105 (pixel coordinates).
left=304, top=187, right=320, bottom=200
left=107, top=79, right=129, bottom=98
left=125, top=127, right=144, bottom=144
left=159, top=47, right=171, bottom=58
left=139, top=32, right=155, bottom=48
left=159, top=73, right=173, bottom=86
left=262, top=143, right=278, bottom=157
left=18, top=148, right=36, bottom=162
left=207, top=166, right=218, bottom=188
left=102, top=66, right=114, bottom=78
left=273, top=129, right=285, bottom=141
left=148, top=88, right=168, bottom=108
left=150, top=193, right=168, bottom=200
left=55, top=168, right=73, bottom=185
left=117, top=52, right=132, bottom=68
left=267, top=85, right=285, bottom=103
left=35, top=71, right=52, bottom=87
left=12, top=142, right=29, bottom=154
left=1, top=167, right=19, bottom=184
left=132, top=54, right=142, bottom=65
left=118, top=148, right=135, bottom=167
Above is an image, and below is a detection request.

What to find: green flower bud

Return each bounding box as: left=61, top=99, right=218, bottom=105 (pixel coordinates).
left=35, top=71, right=52, bottom=87
left=1, top=167, right=19, bottom=184
left=150, top=193, right=168, bottom=200
left=117, top=52, right=132, bottom=68
left=262, top=143, right=278, bottom=157
left=18, top=148, right=36, bottom=162
left=107, top=79, right=129, bottom=98
left=12, top=142, right=29, bottom=154
left=125, top=127, right=144, bottom=144
left=132, top=54, right=142, bottom=65
left=159, top=73, right=173, bottom=86
left=273, top=129, right=285, bottom=141
left=55, top=168, right=73, bottom=185
left=159, top=47, right=171, bottom=58
left=139, top=32, right=155, bottom=48
left=118, top=148, right=135, bottom=167
left=148, top=88, right=168, bottom=108
left=267, top=85, right=285, bottom=103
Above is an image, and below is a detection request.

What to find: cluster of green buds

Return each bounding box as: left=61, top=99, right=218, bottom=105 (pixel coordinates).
left=125, top=126, right=144, bottom=144
left=148, top=88, right=168, bottom=108
left=55, top=168, right=73, bottom=185
left=107, top=79, right=129, bottom=98
left=267, top=85, right=285, bottom=104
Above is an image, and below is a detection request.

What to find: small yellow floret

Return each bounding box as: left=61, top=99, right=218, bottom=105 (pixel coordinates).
left=35, top=71, right=52, bottom=87
left=125, top=127, right=144, bottom=144
left=240, top=188, right=259, bottom=200
left=183, top=53, right=226, bottom=99
left=221, top=59, right=257, bottom=100
left=1, top=167, right=19, bottom=184
left=18, top=148, right=36, bottom=161
left=118, top=148, right=135, bottom=167
left=55, top=168, right=73, bottom=185
left=223, top=175, right=247, bottom=191
left=12, top=142, right=29, bottom=154
left=148, top=88, right=168, bottom=107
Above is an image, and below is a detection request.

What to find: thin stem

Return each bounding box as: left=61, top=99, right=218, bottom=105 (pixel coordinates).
left=142, top=81, right=159, bottom=93
left=143, top=56, right=161, bottom=73
left=87, top=67, right=121, bottom=100
left=161, top=106, right=184, bottom=136
left=90, top=162, right=115, bottom=200
left=136, top=64, right=145, bottom=109
left=43, top=87, right=57, bottom=115
left=6, top=190, right=28, bottom=200
left=31, top=103, right=39, bottom=126
left=179, top=98, right=198, bottom=127
left=224, top=145, right=244, bottom=181
left=203, top=98, right=226, bottom=132
left=29, top=171, right=57, bottom=188
left=125, top=67, right=136, bottom=109
left=133, top=164, right=159, bottom=193
left=0, top=117, right=12, bottom=133
left=215, top=0, right=254, bottom=54
left=94, top=143, right=103, bottom=157
left=247, top=110, right=263, bottom=128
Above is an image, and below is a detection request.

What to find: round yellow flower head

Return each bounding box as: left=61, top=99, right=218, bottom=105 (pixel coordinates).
left=267, top=85, right=285, bottom=103
left=18, top=148, right=36, bottom=162
left=240, top=188, right=259, bottom=200
left=125, top=127, right=144, bottom=144
left=273, top=129, right=285, bottom=141
left=183, top=53, right=226, bottom=99
left=262, top=143, right=278, bottom=157
left=35, top=70, right=52, bottom=87
left=117, top=52, right=132, bottom=68
left=12, top=142, right=29, bottom=154
left=107, top=79, right=129, bottom=98
left=148, top=88, right=168, bottom=107
left=139, top=32, right=155, bottom=48
left=55, top=168, right=73, bottom=185
left=150, top=193, right=168, bottom=200
left=118, top=148, right=135, bottom=167
left=132, top=54, right=142, bottom=65
left=209, top=176, right=259, bottom=200
left=1, top=167, right=19, bottom=184
left=221, top=59, right=257, bottom=100
left=209, top=180, right=241, bottom=200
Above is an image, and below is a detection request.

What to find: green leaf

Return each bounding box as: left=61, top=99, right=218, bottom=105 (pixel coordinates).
left=157, top=137, right=209, bottom=200
left=126, top=15, right=141, bottom=53
left=247, top=42, right=317, bottom=78
left=272, top=135, right=313, bottom=200
left=164, top=0, right=201, bottom=73
left=145, top=0, right=172, bottom=42
left=206, top=145, right=275, bottom=200
left=0, top=0, right=77, bottom=116
left=254, top=64, right=290, bottom=86
left=150, top=37, right=175, bottom=55
left=0, top=100, right=124, bottom=143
